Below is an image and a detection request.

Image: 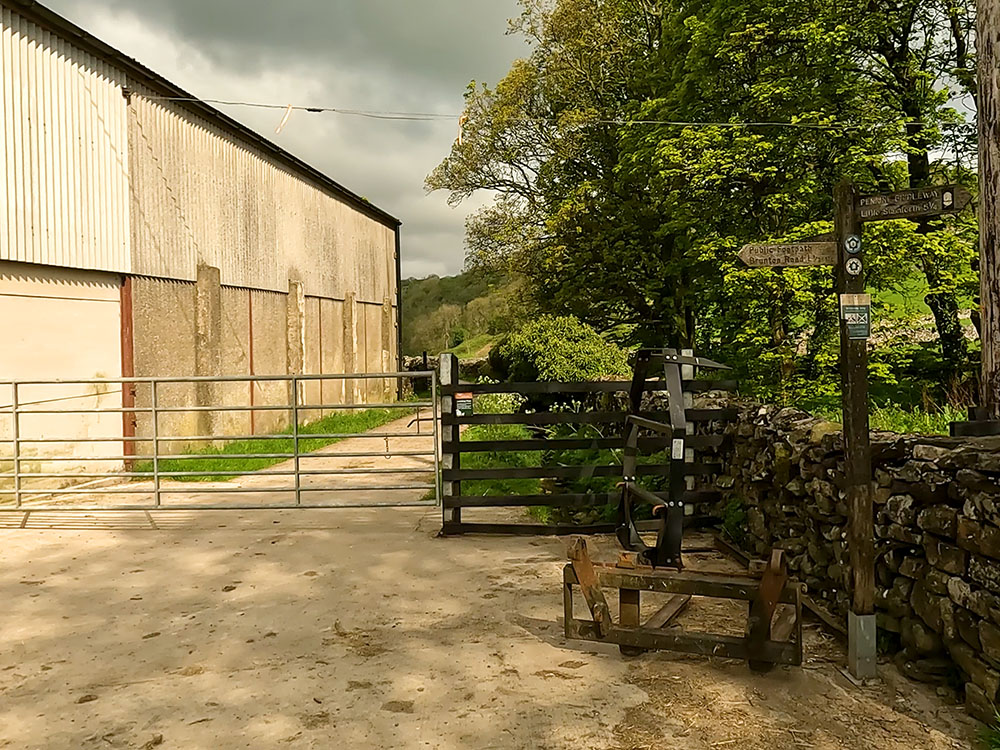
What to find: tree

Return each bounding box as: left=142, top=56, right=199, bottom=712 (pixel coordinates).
left=428, top=0, right=979, bottom=397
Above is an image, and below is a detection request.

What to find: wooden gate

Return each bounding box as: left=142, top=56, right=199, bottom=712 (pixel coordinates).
left=437, top=352, right=738, bottom=535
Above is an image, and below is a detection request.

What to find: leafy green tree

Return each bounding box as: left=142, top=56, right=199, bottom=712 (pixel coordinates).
left=492, top=315, right=629, bottom=381
left=429, top=0, right=979, bottom=399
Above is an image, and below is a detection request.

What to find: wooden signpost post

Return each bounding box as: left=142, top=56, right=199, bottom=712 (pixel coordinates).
left=833, top=181, right=876, bottom=681
left=740, top=180, right=972, bottom=681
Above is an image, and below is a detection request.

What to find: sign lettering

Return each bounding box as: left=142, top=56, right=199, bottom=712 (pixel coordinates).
left=738, top=242, right=837, bottom=267
left=840, top=293, right=872, bottom=340
left=856, top=185, right=972, bottom=222
left=455, top=392, right=474, bottom=417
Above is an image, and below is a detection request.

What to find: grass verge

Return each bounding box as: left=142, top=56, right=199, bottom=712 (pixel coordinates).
left=981, top=710, right=1000, bottom=750
left=137, top=406, right=414, bottom=482
left=812, top=403, right=965, bottom=436
left=447, top=333, right=497, bottom=360
left=459, top=423, right=541, bottom=497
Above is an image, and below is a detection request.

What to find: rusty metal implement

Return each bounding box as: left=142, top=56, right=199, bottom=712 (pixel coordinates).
left=561, top=348, right=805, bottom=671
left=563, top=538, right=804, bottom=669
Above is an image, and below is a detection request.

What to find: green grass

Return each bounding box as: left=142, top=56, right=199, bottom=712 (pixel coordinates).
left=811, top=403, right=965, bottom=436
left=869, top=403, right=966, bottom=434
left=459, top=423, right=541, bottom=497
left=448, top=333, right=497, bottom=360
left=980, top=710, right=1000, bottom=750
left=873, top=281, right=931, bottom=319
left=137, top=406, right=413, bottom=481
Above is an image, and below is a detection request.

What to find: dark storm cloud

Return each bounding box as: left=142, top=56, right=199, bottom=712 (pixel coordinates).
left=40, top=0, right=525, bottom=276
left=86, top=0, right=527, bottom=94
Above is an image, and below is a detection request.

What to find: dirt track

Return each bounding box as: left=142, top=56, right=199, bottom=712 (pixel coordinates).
left=0, top=507, right=982, bottom=750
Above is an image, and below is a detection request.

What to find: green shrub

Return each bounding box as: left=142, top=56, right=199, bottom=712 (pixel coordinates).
left=980, top=709, right=1000, bottom=750
left=721, top=497, right=747, bottom=546
left=449, top=326, right=470, bottom=348
left=492, top=315, right=629, bottom=382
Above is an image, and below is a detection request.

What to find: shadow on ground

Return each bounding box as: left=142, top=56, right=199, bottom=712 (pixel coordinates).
left=0, top=509, right=981, bottom=750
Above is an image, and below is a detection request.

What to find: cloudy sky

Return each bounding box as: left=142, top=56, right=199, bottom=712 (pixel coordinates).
left=44, top=0, right=527, bottom=278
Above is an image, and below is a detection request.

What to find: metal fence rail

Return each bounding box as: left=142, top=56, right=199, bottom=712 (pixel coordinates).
left=0, top=371, right=440, bottom=512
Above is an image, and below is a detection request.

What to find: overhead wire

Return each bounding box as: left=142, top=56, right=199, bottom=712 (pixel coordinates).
left=135, top=93, right=940, bottom=132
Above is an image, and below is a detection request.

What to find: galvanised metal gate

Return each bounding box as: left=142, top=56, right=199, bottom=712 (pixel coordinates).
left=0, top=372, right=440, bottom=513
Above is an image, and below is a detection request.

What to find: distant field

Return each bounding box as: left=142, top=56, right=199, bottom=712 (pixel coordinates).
left=447, top=333, right=497, bottom=360
left=872, top=271, right=975, bottom=319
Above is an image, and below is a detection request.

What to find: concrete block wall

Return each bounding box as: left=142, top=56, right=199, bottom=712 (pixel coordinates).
left=129, top=266, right=397, bottom=454
left=317, top=297, right=346, bottom=414
left=131, top=275, right=198, bottom=455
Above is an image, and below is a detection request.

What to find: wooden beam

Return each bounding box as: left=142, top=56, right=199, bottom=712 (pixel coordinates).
left=566, top=619, right=800, bottom=665
left=835, top=180, right=875, bottom=618
left=439, top=379, right=738, bottom=395
left=568, top=538, right=611, bottom=637
left=442, top=462, right=721, bottom=482
left=643, top=594, right=691, bottom=629
left=444, top=435, right=726, bottom=454
left=443, top=490, right=719, bottom=509
left=442, top=408, right=738, bottom=426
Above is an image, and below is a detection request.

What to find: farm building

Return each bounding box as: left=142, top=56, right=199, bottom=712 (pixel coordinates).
left=0, top=0, right=402, bottom=464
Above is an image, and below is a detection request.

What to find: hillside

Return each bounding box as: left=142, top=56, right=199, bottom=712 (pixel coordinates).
left=400, top=271, right=527, bottom=357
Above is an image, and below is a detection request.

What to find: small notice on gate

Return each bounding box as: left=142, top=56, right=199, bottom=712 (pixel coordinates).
left=840, top=293, right=872, bottom=340
left=455, top=392, right=474, bottom=417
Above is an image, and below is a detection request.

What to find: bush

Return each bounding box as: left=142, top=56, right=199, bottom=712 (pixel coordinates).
left=449, top=326, right=470, bottom=348
left=721, top=497, right=747, bottom=546
left=491, top=315, right=629, bottom=382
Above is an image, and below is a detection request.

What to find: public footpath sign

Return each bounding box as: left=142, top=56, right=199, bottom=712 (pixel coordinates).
left=455, top=392, right=474, bottom=417
left=737, top=180, right=974, bottom=681
left=738, top=242, right=837, bottom=267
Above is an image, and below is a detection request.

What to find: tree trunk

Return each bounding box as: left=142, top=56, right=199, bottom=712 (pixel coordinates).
left=903, top=108, right=968, bottom=373
left=923, top=268, right=968, bottom=370
left=979, top=0, right=1000, bottom=419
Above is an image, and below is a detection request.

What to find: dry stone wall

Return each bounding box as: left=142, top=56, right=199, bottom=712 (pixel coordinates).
left=718, top=403, right=1000, bottom=721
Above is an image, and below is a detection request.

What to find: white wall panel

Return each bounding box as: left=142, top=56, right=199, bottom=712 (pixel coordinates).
left=0, top=6, right=130, bottom=272
left=0, top=4, right=397, bottom=311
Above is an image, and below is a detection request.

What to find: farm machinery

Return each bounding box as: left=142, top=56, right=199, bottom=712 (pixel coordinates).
left=562, top=349, right=805, bottom=672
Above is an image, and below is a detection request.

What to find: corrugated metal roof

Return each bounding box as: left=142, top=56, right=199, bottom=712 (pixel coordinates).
left=4, top=0, right=401, bottom=231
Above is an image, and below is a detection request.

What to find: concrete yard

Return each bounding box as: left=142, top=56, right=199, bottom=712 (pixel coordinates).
left=0, top=507, right=983, bottom=750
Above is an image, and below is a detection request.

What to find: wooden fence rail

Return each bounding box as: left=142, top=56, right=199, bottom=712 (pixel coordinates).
left=438, top=353, right=738, bottom=536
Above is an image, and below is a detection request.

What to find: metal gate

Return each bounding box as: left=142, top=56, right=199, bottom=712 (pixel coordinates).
left=0, top=371, right=440, bottom=513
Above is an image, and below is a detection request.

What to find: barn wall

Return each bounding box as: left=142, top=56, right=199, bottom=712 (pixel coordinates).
left=320, top=297, right=346, bottom=412
left=0, top=6, right=131, bottom=273
left=0, top=260, right=123, bottom=483
left=249, top=288, right=291, bottom=436
left=218, top=285, right=251, bottom=437
left=302, top=295, right=323, bottom=424
left=1, top=4, right=399, bottom=306
left=126, top=87, right=398, bottom=305
left=131, top=276, right=198, bottom=454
